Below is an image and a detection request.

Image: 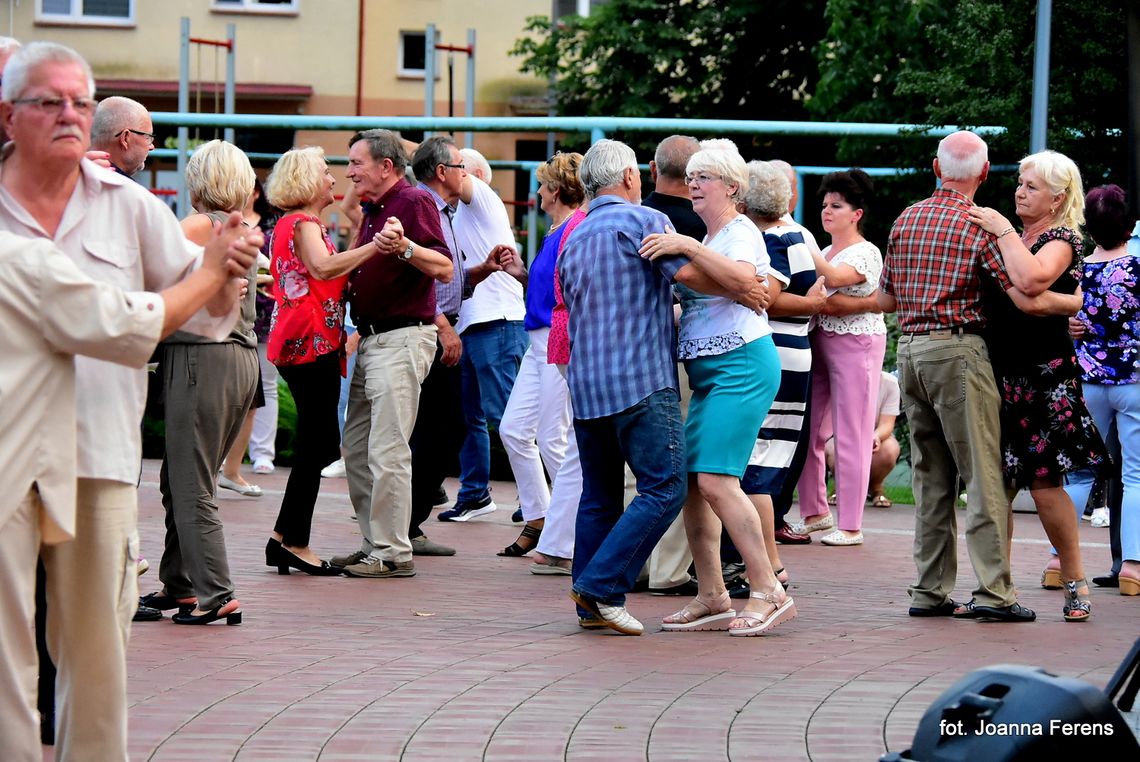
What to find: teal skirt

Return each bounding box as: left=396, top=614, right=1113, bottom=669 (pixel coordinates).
left=683, top=336, right=780, bottom=477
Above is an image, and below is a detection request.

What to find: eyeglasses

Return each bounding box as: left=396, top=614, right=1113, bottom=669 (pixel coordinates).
left=685, top=173, right=719, bottom=186
left=12, top=96, right=97, bottom=116
left=117, top=128, right=156, bottom=142
left=440, top=162, right=465, bottom=170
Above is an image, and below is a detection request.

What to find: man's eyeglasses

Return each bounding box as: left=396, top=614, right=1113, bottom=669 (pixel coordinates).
left=117, top=128, right=156, bottom=142
left=440, top=162, right=465, bottom=170
left=12, top=96, right=97, bottom=116
left=685, top=173, right=719, bottom=186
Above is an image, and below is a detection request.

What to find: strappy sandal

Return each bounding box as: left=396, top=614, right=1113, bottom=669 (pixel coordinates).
left=498, top=523, right=542, bottom=557
left=870, top=493, right=892, bottom=508
left=728, top=590, right=796, bottom=637
left=662, top=592, right=736, bottom=632
left=1063, top=578, right=1092, bottom=622
left=774, top=567, right=789, bottom=591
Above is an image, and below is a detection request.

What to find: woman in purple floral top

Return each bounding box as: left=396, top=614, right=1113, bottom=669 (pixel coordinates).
left=968, top=150, right=1103, bottom=622
left=1066, top=184, right=1140, bottom=597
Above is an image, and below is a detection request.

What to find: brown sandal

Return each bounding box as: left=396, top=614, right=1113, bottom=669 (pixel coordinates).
left=498, top=523, right=542, bottom=557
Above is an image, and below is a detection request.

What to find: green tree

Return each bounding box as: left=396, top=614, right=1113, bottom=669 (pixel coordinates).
left=511, top=0, right=827, bottom=154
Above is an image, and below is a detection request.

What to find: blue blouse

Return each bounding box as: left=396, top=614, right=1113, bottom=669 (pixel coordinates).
left=1078, top=253, right=1140, bottom=385
left=523, top=219, right=568, bottom=330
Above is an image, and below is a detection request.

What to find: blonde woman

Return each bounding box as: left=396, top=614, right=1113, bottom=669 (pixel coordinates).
left=262, top=146, right=381, bottom=575
left=145, top=140, right=259, bottom=625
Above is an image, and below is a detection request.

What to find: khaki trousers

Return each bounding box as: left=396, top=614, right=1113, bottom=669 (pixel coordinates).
left=344, top=325, right=437, bottom=563
left=44, top=479, right=139, bottom=762
left=0, top=490, right=43, bottom=762
left=897, top=333, right=1015, bottom=608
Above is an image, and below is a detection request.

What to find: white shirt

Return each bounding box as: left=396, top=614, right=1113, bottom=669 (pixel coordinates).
left=878, top=370, right=901, bottom=417
left=0, top=157, right=234, bottom=484
left=676, top=214, right=783, bottom=359
left=816, top=240, right=887, bottom=336
left=0, top=234, right=164, bottom=542
left=454, top=177, right=524, bottom=334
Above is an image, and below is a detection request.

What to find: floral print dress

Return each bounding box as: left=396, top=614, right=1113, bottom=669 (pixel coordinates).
left=984, top=227, right=1104, bottom=488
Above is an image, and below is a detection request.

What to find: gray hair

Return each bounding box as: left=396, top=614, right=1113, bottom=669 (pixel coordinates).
left=460, top=147, right=491, bottom=183
left=90, top=96, right=148, bottom=145
left=580, top=139, right=638, bottom=200
left=687, top=138, right=749, bottom=203
left=936, top=131, right=988, bottom=182
left=2, top=41, right=95, bottom=102
left=653, top=135, right=700, bottom=180
left=0, top=36, right=20, bottom=59
left=411, top=135, right=456, bottom=182
left=742, top=161, right=791, bottom=222
left=349, top=128, right=408, bottom=172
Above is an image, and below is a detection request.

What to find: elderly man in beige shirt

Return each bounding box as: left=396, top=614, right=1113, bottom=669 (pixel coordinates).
left=0, top=41, right=259, bottom=760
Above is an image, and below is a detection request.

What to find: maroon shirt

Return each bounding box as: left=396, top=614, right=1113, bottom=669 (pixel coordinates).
left=348, top=177, right=449, bottom=324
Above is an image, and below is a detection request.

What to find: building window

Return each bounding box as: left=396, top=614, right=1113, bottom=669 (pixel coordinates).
left=399, top=31, right=433, bottom=79
left=212, top=0, right=299, bottom=14
left=37, top=0, right=134, bottom=26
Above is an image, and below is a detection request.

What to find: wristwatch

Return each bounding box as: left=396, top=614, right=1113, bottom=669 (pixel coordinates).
left=401, top=241, right=414, bottom=261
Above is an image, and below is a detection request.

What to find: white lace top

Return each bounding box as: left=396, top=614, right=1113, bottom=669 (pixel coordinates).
left=816, top=240, right=887, bottom=336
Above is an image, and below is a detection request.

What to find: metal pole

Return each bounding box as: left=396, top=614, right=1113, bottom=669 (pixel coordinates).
left=1029, top=0, right=1052, bottom=153
left=527, top=168, right=538, bottom=264
left=464, top=29, right=475, bottom=148
left=177, top=17, right=190, bottom=217
left=447, top=53, right=454, bottom=127
left=793, top=171, right=804, bottom=224
left=424, top=23, right=436, bottom=129
left=224, top=23, right=236, bottom=144
left=546, top=3, right=556, bottom=158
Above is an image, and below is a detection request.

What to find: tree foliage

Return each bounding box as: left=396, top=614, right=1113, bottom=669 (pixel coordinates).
left=511, top=0, right=827, bottom=153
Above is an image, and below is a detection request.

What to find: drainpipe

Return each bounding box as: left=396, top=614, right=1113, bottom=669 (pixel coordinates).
left=355, top=0, right=365, bottom=116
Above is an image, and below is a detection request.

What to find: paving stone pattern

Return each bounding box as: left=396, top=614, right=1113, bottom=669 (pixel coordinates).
left=112, top=461, right=1136, bottom=762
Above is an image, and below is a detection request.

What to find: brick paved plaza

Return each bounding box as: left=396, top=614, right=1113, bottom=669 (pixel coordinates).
left=111, top=460, right=1137, bottom=761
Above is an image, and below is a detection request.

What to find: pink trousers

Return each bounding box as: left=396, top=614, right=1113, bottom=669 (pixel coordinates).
left=797, top=330, right=887, bottom=531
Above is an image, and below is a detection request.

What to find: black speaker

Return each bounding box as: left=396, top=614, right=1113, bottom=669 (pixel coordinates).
left=881, top=663, right=1140, bottom=761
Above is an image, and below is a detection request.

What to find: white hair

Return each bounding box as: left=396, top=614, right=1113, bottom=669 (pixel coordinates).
left=687, top=139, right=749, bottom=203
left=460, top=147, right=491, bottom=183
left=1, top=41, right=94, bottom=102
left=579, top=139, right=638, bottom=200
left=936, top=131, right=988, bottom=182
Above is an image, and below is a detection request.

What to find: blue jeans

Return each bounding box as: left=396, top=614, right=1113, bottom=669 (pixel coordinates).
left=571, top=389, right=687, bottom=608
left=457, top=319, right=527, bottom=503
left=1064, top=382, right=1140, bottom=566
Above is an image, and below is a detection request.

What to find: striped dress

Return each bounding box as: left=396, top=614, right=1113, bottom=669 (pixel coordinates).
left=741, top=224, right=818, bottom=494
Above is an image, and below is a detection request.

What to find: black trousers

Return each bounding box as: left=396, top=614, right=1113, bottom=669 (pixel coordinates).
left=275, top=352, right=343, bottom=547
left=409, top=344, right=466, bottom=538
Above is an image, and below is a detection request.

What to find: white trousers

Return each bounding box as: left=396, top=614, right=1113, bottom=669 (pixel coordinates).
left=500, top=328, right=571, bottom=522
left=248, top=342, right=279, bottom=464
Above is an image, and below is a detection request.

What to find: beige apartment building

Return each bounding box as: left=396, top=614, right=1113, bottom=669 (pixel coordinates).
left=3, top=0, right=582, bottom=227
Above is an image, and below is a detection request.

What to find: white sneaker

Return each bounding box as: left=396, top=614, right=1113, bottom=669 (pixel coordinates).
left=1090, top=507, right=1110, bottom=528
left=252, top=459, right=275, bottom=475
left=321, top=458, right=346, bottom=478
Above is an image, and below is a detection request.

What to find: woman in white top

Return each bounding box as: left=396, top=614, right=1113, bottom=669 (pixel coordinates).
left=640, top=140, right=795, bottom=636
left=793, top=169, right=887, bottom=545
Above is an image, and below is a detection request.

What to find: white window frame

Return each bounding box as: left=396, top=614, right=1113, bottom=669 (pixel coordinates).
left=211, top=0, right=300, bottom=16
left=398, top=30, right=438, bottom=80
left=36, top=0, right=135, bottom=28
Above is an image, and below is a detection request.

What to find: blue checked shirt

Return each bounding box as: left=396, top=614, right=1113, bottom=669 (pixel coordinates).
left=557, top=194, right=686, bottom=419
left=418, top=182, right=465, bottom=317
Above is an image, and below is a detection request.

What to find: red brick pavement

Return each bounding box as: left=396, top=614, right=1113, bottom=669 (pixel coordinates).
left=88, top=461, right=1138, bottom=761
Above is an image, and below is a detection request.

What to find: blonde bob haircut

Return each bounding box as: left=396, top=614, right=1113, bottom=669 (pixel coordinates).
left=266, top=146, right=328, bottom=210
left=686, top=138, right=749, bottom=204
left=1019, top=150, right=1085, bottom=232
left=536, top=151, right=585, bottom=207
left=186, top=139, right=256, bottom=213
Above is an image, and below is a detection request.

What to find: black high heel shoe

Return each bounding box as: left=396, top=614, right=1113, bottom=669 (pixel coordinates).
left=277, top=547, right=344, bottom=576
left=171, top=597, right=242, bottom=626
left=266, top=538, right=283, bottom=567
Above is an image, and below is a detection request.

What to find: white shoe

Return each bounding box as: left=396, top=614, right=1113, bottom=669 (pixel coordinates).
left=321, top=459, right=346, bottom=478
left=136, top=557, right=149, bottom=576
left=217, top=473, right=262, bottom=497
left=252, top=459, right=275, bottom=475
left=1090, top=507, right=1110, bottom=528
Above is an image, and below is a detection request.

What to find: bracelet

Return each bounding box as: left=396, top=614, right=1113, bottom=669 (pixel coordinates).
left=996, top=226, right=1016, bottom=238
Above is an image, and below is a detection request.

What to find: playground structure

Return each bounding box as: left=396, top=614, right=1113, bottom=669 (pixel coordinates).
left=152, top=111, right=1003, bottom=261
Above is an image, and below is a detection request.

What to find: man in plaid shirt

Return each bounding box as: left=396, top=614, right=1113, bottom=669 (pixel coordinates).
left=878, top=131, right=1038, bottom=623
